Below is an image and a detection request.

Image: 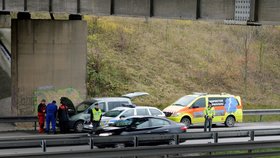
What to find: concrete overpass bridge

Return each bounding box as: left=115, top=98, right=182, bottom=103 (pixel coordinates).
left=0, top=0, right=280, bottom=24
left=0, top=0, right=279, bottom=116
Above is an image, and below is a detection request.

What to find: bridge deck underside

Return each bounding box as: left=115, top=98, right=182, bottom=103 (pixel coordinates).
left=0, top=0, right=279, bottom=23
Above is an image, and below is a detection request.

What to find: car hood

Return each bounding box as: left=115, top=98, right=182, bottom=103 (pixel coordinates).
left=60, top=97, right=76, bottom=116
left=163, top=105, right=184, bottom=113
left=122, top=92, right=149, bottom=99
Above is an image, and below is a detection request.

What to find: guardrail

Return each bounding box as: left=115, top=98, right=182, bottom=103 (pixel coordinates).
left=1, top=128, right=280, bottom=151
left=0, top=109, right=279, bottom=132
left=0, top=116, right=37, bottom=131
left=1, top=140, right=280, bottom=158
left=243, top=109, right=280, bottom=121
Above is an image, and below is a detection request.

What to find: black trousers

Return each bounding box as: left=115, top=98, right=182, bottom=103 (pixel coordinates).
left=89, top=121, right=100, bottom=134
left=59, top=120, right=69, bottom=133
left=204, top=117, right=212, bottom=132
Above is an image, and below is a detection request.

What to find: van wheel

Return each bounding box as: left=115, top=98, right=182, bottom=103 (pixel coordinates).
left=74, top=120, right=84, bottom=133
left=225, top=116, right=235, bottom=127
left=181, top=117, right=191, bottom=128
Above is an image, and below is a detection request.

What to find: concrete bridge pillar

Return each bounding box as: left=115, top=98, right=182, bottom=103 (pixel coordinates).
left=11, top=19, right=87, bottom=116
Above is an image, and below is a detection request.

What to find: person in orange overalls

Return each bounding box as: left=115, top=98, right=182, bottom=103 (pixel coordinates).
left=37, top=99, right=46, bottom=133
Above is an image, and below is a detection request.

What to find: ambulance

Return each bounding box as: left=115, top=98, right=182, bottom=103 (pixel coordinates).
left=163, top=93, right=243, bottom=127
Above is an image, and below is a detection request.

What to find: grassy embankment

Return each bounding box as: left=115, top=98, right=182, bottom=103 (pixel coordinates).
left=85, top=16, right=280, bottom=122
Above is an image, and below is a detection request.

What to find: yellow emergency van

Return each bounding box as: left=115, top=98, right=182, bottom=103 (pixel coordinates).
left=163, top=93, right=243, bottom=127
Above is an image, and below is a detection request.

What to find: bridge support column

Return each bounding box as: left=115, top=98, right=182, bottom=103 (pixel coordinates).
left=0, top=11, right=10, bottom=28
left=11, top=19, right=87, bottom=116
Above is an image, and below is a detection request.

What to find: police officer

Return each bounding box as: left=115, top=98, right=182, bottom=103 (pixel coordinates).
left=89, top=103, right=102, bottom=135
left=204, top=102, right=215, bottom=132
left=45, top=100, right=58, bottom=134
left=37, top=99, right=46, bottom=133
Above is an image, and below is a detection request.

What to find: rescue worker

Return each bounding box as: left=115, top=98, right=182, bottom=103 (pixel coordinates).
left=45, top=100, right=57, bottom=134
left=204, top=102, right=215, bottom=132
left=37, top=99, right=46, bottom=133
left=89, top=103, right=102, bottom=135
left=58, top=99, right=69, bottom=133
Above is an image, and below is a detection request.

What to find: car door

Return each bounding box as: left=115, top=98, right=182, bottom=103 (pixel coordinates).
left=149, top=118, right=171, bottom=134
left=124, top=118, right=154, bottom=135
left=149, top=108, right=165, bottom=117
left=136, top=108, right=150, bottom=116
left=121, top=109, right=135, bottom=118
left=189, top=97, right=206, bottom=124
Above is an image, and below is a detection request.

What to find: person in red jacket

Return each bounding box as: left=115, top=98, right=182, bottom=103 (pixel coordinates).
left=37, top=99, right=46, bottom=133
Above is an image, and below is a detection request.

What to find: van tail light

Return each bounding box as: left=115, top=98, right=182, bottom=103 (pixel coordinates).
left=180, top=126, right=187, bottom=132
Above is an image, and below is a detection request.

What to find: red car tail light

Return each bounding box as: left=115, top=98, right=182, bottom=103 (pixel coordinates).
left=180, top=126, right=187, bottom=131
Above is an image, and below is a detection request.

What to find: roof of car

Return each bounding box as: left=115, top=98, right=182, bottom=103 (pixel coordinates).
left=125, top=115, right=166, bottom=120
left=111, top=106, right=160, bottom=111
left=187, top=92, right=238, bottom=97
left=123, top=116, right=173, bottom=123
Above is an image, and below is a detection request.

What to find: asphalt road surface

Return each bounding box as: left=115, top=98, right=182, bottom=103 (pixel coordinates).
left=1, top=122, right=280, bottom=156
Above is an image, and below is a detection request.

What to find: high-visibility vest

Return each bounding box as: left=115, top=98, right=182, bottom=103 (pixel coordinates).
left=204, top=107, right=215, bottom=117
left=92, top=108, right=102, bottom=121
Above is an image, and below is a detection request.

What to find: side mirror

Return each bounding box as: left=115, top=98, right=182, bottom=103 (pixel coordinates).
left=120, top=115, right=125, bottom=119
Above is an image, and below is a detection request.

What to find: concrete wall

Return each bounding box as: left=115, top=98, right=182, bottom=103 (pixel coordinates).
left=0, top=15, right=11, bottom=28
left=0, top=97, right=11, bottom=116
left=153, top=0, right=197, bottom=19
left=11, top=20, right=87, bottom=116
left=81, top=0, right=111, bottom=15
left=200, top=0, right=235, bottom=19
left=114, top=0, right=150, bottom=16
left=258, top=0, right=280, bottom=22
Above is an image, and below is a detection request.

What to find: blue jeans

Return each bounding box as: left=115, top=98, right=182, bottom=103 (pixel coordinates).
left=204, top=117, right=212, bottom=132
left=46, top=114, right=56, bottom=133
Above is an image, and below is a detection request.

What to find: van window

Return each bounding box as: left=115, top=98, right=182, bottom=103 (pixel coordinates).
left=149, top=108, right=163, bottom=116
left=98, top=102, right=106, bottom=112
left=136, top=109, right=149, bottom=116
left=108, top=101, right=129, bottom=111
left=122, top=109, right=134, bottom=117
left=191, top=98, right=206, bottom=108
left=208, top=98, right=225, bottom=106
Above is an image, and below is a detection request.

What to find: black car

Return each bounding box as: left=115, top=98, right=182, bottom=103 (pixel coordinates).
left=94, top=116, right=187, bottom=148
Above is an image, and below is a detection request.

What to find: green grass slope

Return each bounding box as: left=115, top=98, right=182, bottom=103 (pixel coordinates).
left=85, top=16, right=280, bottom=110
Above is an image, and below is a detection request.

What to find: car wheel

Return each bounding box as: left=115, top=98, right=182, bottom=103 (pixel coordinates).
left=225, top=116, right=235, bottom=127
left=74, top=120, right=84, bottom=133
left=181, top=117, right=191, bottom=128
